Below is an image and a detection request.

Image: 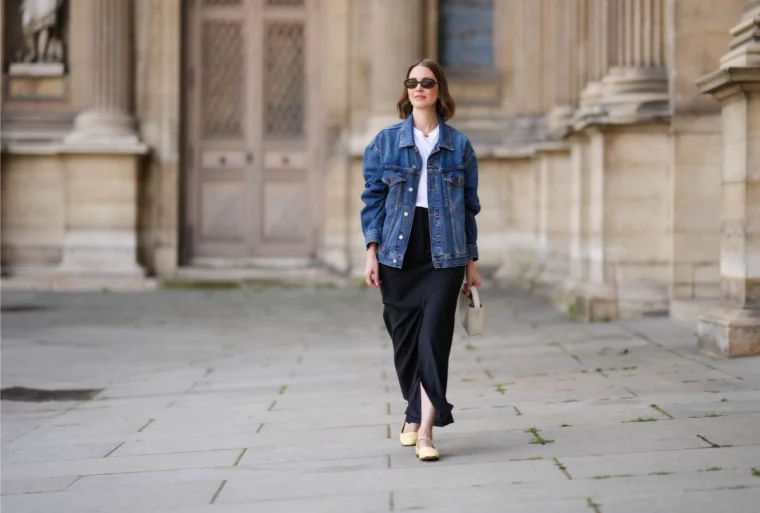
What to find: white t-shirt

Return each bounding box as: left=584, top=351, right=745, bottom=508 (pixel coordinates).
left=413, top=125, right=440, bottom=209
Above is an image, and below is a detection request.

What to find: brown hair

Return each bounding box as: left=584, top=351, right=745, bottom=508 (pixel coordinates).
left=397, top=59, right=456, bottom=121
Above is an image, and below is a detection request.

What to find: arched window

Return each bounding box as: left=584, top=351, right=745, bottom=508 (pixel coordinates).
left=437, top=0, right=494, bottom=73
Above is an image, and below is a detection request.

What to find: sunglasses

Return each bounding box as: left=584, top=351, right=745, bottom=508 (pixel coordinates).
left=404, top=78, right=438, bottom=89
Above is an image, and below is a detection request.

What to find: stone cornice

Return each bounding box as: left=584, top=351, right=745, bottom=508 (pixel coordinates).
left=2, top=140, right=149, bottom=156
left=697, top=67, right=760, bottom=100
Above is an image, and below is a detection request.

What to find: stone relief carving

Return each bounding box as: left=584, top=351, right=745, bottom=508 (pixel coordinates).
left=17, top=0, right=66, bottom=64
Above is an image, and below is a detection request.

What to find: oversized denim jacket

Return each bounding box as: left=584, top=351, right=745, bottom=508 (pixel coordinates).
left=360, top=114, right=481, bottom=269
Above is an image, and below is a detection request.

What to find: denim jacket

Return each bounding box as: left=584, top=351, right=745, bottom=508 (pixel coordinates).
left=360, top=114, right=481, bottom=269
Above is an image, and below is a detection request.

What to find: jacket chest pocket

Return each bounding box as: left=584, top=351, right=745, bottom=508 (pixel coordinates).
left=442, top=168, right=465, bottom=212
left=382, top=167, right=408, bottom=210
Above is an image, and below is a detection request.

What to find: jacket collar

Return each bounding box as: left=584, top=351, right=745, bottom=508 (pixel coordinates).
left=399, top=113, right=454, bottom=151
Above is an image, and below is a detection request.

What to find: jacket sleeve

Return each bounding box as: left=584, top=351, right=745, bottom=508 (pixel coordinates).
left=360, top=140, right=387, bottom=248
left=463, top=140, right=481, bottom=261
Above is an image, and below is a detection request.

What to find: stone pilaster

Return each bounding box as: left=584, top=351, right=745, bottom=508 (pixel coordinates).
left=58, top=0, right=147, bottom=279
left=565, top=133, right=590, bottom=292
left=600, top=0, right=669, bottom=122
left=365, top=0, right=422, bottom=134
left=696, top=1, right=760, bottom=357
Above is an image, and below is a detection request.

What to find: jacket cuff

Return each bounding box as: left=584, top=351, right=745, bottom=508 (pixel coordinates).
left=467, top=244, right=479, bottom=261
left=364, top=230, right=380, bottom=248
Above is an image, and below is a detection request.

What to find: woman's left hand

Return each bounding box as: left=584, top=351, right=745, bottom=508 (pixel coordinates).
left=463, top=259, right=482, bottom=296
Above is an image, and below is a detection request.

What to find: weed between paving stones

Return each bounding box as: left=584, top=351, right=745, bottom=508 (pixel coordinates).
left=553, top=457, right=572, bottom=479
left=525, top=426, right=554, bottom=445
left=623, top=416, right=658, bottom=423
left=650, top=404, right=675, bottom=419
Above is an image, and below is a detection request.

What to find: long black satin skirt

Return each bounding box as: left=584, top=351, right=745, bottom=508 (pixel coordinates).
left=378, top=207, right=465, bottom=427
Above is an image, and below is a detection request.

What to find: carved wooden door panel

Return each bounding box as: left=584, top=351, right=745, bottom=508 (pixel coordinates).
left=185, top=0, right=319, bottom=262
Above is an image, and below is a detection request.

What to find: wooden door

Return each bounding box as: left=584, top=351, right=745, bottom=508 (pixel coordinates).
left=185, top=0, right=320, bottom=263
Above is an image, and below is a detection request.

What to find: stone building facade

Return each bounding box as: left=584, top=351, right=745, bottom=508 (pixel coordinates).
left=1, top=0, right=759, bottom=356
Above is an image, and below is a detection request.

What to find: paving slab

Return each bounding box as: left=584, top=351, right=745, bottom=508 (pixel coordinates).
left=0, top=476, right=79, bottom=495
left=3, top=448, right=240, bottom=480
left=2, top=287, right=759, bottom=512
left=0, top=480, right=221, bottom=513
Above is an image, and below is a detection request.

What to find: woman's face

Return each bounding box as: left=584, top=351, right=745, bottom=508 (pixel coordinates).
left=406, top=65, right=439, bottom=111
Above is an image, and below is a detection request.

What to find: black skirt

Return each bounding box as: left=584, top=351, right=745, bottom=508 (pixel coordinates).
left=378, top=207, right=465, bottom=427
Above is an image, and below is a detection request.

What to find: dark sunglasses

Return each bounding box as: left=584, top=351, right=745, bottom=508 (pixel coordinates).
left=404, top=78, right=438, bottom=89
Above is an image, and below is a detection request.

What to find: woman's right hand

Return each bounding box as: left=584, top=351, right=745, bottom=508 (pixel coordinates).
left=364, top=244, right=381, bottom=288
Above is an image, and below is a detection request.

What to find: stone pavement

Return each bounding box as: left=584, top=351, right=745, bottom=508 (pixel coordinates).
left=2, top=286, right=759, bottom=513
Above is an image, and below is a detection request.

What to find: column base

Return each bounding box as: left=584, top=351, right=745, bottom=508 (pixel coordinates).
left=65, top=110, right=145, bottom=150
left=546, top=105, right=574, bottom=135
left=56, top=230, right=145, bottom=278
left=56, top=150, right=146, bottom=280
left=697, top=306, right=760, bottom=357
left=572, top=82, right=607, bottom=129
left=580, top=81, right=604, bottom=109
left=559, top=280, right=619, bottom=322
left=533, top=264, right=568, bottom=299
left=601, top=66, right=669, bottom=122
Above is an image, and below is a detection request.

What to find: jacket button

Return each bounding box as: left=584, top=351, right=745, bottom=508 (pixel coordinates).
left=393, top=259, right=397, bottom=263
left=404, top=212, right=409, bottom=216
left=408, top=187, right=413, bottom=192
left=399, top=235, right=403, bottom=240
left=412, top=165, right=417, bottom=170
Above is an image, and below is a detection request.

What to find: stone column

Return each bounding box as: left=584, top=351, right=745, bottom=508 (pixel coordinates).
left=515, top=0, right=545, bottom=118
left=601, top=0, right=669, bottom=121
left=696, top=0, right=760, bottom=357
left=58, top=0, right=147, bottom=280
left=365, top=0, right=422, bottom=133
left=66, top=0, right=141, bottom=144
left=547, top=0, right=580, bottom=133
left=578, top=0, right=609, bottom=114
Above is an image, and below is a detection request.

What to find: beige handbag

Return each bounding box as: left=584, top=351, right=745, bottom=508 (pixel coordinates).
left=459, top=286, right=485, bottom=336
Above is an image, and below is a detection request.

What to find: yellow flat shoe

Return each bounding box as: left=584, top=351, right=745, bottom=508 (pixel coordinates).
left=400, top=422, right=418, bottom=447
left=415, top=436, right=440, bottom=461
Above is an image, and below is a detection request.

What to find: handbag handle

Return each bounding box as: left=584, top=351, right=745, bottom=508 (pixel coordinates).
left=469, top=286, right=482, bottom=309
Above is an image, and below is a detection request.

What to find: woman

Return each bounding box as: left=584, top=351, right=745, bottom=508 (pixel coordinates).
left=360, top=59, right=482, bottom=462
